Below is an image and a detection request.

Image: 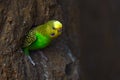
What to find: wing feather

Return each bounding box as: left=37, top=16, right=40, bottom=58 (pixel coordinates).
left=23, top=30, right=36, bottom=48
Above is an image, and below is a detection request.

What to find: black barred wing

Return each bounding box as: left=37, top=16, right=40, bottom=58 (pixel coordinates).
left=23, top=30, right=36, bottom=48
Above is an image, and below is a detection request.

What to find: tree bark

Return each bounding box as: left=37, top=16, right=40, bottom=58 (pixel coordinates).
left=0, top=0, right=80, bottom=80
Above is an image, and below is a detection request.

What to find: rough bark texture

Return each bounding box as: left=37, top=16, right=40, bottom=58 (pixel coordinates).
left=0, top=0, right=80, bottom=80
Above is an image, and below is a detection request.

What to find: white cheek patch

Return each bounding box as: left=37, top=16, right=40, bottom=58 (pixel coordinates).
left=54, top=21, right=62, bottom=29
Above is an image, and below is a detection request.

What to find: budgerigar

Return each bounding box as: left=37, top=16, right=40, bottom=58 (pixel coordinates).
left=22, top=20, right=62, bottom=65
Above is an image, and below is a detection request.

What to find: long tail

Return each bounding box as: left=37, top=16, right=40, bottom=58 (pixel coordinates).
left=22, top=48, right=35, bottom=66
left=28, top=56, right=35, bottom=66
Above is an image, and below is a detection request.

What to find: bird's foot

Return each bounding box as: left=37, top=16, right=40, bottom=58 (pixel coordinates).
left=28, top=56, right=35, bottom=66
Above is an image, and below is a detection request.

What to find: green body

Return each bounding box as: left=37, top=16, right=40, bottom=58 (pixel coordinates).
left=28, top=32, right=51, bottom=50
left=22, top=20, right=62, bottom=56
left=22, top=26, right=51, bottom=55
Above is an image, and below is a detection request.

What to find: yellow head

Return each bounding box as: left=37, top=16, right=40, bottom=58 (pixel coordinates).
left=45, top=20, right=63, bottom=39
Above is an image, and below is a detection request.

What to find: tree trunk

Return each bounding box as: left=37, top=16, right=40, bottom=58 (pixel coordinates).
left=0, top=0, right=80, bottom=80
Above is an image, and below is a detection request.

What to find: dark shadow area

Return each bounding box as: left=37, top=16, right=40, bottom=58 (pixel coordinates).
left=79, top=0, right=120, bottom=80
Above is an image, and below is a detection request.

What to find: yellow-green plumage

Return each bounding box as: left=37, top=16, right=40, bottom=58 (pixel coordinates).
left=22, top=20, right=62, bottom=65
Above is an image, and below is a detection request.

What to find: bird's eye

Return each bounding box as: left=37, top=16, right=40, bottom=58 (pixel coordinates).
left=52, top=26, right=55, bottom=30
left=51, top=33, right=55, bottom=36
